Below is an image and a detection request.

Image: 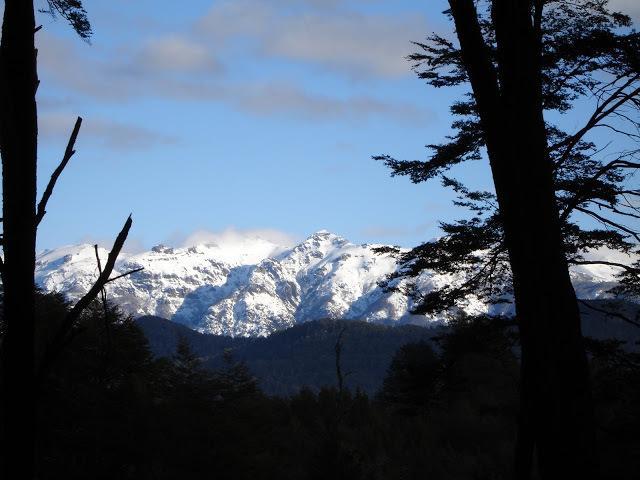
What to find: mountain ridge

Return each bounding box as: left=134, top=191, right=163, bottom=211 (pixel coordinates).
left=35, top=230, right=628, bottom=337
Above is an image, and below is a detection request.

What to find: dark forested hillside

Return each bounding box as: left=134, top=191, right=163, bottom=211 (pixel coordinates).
left=137, top=316, right=443, bottom=395
left=137, top=299, right=640, bottom=396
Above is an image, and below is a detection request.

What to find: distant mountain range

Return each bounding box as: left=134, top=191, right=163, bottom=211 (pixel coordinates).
left=35, top=230, right=629, bottom=337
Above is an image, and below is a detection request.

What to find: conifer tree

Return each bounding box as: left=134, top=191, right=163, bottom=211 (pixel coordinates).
left=377, top=341, right=439, bottom=416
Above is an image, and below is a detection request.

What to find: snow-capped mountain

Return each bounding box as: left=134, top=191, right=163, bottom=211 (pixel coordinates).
left=35, top=231, right=625, bottom=337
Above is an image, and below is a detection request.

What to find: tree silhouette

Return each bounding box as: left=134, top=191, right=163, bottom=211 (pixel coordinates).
left=0, top=2, right=133, bottom=477
left=377, top=341, right=439, bottom=416
left=40, top=0, right=92, bottom=41
left=375, top=0, right=639, bottom=477
left=0, top=1, right=41, bottom=475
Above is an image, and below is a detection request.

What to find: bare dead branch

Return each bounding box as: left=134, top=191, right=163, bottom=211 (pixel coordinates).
left=596, top=123, right=640, bottom=141
left=587, top=200, right=640, bottom=220
left=105, top=267, right=144, bottom=284
left=597, top=84, right=640, bottom=123
left=578, top=299, right=640, bottom=329
left=94, top=244, right=108, bottom=315
left=335, top=326, right=347, bottom=397
left=36, top=116, right=82, bottom=226
left=569, top=260, right=640, bottom=274
left=93, top=243, right=103, bottom=275
left=560, top=159, right=640, bottom=222
left=94, top=244, right=112, bottom=364
left=37, top=215, right=133, bottom=381
left=575, top=206, right=640, bottom=242
left=551, top=74, right=640, bottom=168
left=616, top=189, right=640, bottom=197
left=66, top=215, right=131, bottom=323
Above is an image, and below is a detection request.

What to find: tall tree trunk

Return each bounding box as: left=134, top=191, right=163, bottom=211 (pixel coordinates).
left=495, top=3, right=597, bottom=478
left=448, top=1, right=597, bottom=477
left=0, top=0, right=38, bottom=478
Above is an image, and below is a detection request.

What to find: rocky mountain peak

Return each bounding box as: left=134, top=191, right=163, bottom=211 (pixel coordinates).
left=35, top=232, right=625, bottom=337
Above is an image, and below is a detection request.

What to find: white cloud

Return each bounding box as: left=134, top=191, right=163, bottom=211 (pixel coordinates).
left=171, top=227, right=299, bottom=249
left=38, top=33, right=140, bottom=100
left=37, top=33, right=219, bottom=100
left=39, top=112, right=178, bottom=151
left=133, top=35, right=220, bottom=73
left=35, top=3, right=433, bottom=124
left=225, top=82, right=428, bottom=121
left=265, top=13, right=424, bottom=77
left=197, top=0, right=428, bottom=78
left=76, top=234, right=148, bottom=255
left=37, top=31, right=430, bottom=124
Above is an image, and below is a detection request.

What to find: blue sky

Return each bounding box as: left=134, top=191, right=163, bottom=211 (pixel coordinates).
left=29, top=0, right=640, bottom=251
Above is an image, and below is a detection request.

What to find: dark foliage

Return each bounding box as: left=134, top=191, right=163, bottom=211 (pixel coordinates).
left=138, top=300, right=640, bottom=398
left=0, top=293, right=636, bottom=479
left=588, top=337, right=640, bottom=478
left=138, top=315, right=442, bottom=396
left=40, top=0, right=92, bottom=40
left=30, top=293, right=271, bottom=480
left=376, top=341, right=440, bottom=415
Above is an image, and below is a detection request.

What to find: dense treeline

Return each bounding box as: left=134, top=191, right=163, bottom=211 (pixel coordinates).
left=138, top=315, right=442, bottom=396
left=138, top=303, right=640, bottom=398
left=0, top=292, right=636, bottom=479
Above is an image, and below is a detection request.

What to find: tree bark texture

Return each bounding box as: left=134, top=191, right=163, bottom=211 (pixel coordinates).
left=448, top=1, right=597, bottom=478
left=0, top=0, right=38, bottom=478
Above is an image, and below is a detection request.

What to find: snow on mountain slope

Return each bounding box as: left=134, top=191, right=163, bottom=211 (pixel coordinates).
left=35, top=231, right=627, bottom=337
left=36, top=235, right=286, bottom=324
left=197, top=231, right=417, bottom=336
